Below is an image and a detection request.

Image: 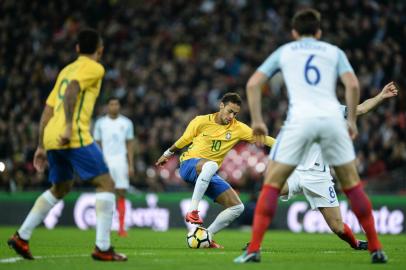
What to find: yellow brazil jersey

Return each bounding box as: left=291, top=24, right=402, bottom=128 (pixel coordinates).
left=43, top=56, right=105, bottom=150
left=175, top=113, right=275, bottom=166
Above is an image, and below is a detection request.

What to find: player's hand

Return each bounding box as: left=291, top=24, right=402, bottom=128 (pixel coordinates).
left=155, top=155, right=169, bottom=167
left=380, top=81, right=399, bottom=99
left=58, top=125, right=72, bottom=146
left=33, top=147, right=47, bottom=172
left=251, top=121, right=268, bottom=147
left=347, top=120, right=358, bottom=140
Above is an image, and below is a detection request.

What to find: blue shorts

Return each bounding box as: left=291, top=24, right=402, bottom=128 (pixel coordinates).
left=47, top=142, right=109, bottom=184
left=179, top=158, right=231, bottom=201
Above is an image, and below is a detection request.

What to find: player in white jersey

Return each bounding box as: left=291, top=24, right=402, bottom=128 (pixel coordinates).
left=235, top=9, right=387, bottom=264
left=280, top=82, right=398, bottom=250
left=94, top=97, right=135, bottom=237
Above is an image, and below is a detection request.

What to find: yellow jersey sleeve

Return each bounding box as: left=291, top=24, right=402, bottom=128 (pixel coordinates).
left=174, top=117, right=201, bottom=149
left=72, top=62, right=105, bottom=91
left=237, top=121, right=276, bottom=147
left=264, top=136, right=276, bottom=147
left=45, top=85, right=58, bottom=107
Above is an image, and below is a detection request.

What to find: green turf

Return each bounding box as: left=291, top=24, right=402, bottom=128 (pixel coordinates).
left=0, top=227, right=405, bottom=270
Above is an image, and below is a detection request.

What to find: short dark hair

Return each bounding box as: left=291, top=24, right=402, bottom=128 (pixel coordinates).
left=291, top=8, right=321, bottom=36
left=221, top=92, right=242, bottom=106
left=78, top=29, right=101, bottom=54
left=107, top=96, right=120, bottom=103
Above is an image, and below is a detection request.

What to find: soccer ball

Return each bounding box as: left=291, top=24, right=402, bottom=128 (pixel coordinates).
left=186, top=227, right=212, bottom=248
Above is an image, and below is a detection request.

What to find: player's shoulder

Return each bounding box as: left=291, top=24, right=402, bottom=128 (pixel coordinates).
left=193, top=114, right=212, bottom=123
left=94, top=115, right=107, bottom=124
left=287, top=39, right=338, bottom=51
left=118, top=115, right=133, bottom=125
left=83, top=57, right=105, bottom=74
left=233, top=119, right=250, bottom=130
left=75, top=56, right=105, bottom=76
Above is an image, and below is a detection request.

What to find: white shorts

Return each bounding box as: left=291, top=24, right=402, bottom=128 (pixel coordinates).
left=105, top=156, right=129, bottom=189
left=281, top=170, right=339, bottom=210
left=269, top=117, right=355, bottom=166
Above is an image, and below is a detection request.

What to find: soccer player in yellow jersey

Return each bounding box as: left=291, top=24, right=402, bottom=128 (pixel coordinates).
left=156, top=93, right=275, bottom=248
left=7, top=29, right=127, bottom=261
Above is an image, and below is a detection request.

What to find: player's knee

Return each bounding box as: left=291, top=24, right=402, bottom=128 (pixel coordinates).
left=202, top=161, right=218, bottom=173
left=230, top=203, right=245, bottom=217
left=95, top=175, right=115, bottom=192
left=51, top=183, right=72, bottom=199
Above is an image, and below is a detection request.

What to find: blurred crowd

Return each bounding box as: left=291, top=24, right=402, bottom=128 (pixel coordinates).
left=0, top=0, right=405, bottom=193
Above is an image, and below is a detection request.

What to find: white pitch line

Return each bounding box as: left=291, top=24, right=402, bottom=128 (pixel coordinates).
left=0, top=254, right=88, bottom=264
left=0, top=257, right=23, bottom=263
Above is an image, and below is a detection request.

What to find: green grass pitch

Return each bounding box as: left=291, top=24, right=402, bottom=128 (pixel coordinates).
left=1, top=227, right=405, bottom=270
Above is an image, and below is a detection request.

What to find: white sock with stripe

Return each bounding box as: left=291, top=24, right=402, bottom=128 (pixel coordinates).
left=18, top=190, right=59, bottom=240
left=189, top=161, right=218, bottom=211
left=207, top=203, right=245, bottom=235
left=95, top=192, right=115, bottom=251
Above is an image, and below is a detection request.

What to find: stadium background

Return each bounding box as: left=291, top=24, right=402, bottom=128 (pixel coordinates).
left=0, top=0, right=405, bottom=233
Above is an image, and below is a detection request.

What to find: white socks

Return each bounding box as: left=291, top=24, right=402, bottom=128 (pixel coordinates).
left=189, top=161, right=218, bottom=211
left=207, top=203, right=244, bottom=235
left=18, top=190, right=59, bottom=240
left=95, top=192, right=115, bottom=251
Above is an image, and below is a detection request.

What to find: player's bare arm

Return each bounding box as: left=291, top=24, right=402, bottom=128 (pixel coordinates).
left=246, top=71, right=269, bottom=146
left=59, top=80, right=80, bottom=146
left=155, top=144, right=181, bottom=166
left=126, top=139, right=135, bottom=177
left=340, top=71, right=360, bottom=139
left=33, top=105, right=54, bottom=172
left=356, top=81, right=399, bottom=115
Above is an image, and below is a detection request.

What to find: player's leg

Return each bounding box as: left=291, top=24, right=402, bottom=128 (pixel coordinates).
left=318, top=206, right=366, bottom=250
left=279, top=182, right=289, bottom=196
left=247, top=161, right=295, bottom=253
left=90, top=174, right=126, bottom=261
left=297, top=170, right=367, bottom=250
left=71, top=142, right=126, bottom=261
left=322, top=118, right=386, bottom=263
left=8, top=181, right=73, bottom=260
left=108, top=158, right=130, bottom=237
left=234, top=160, right=295, bottom=263
left=185, top=158, right=218, bottom=224
left=19, top=181, right=74, bottom=239
left=334, top=162, right=386, bottom=262
left=116, top=189, right=127, bottom=236
left=91, top=174, right=116, bottom=250
left=236, top=122, right=313, bottom=263
left=8, top=149, right=74, bottom=260
left=206, top=179, right=244, bottom=247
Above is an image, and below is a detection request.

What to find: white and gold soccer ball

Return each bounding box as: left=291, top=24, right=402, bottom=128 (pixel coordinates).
left=186, top=227, right=212, bottom=248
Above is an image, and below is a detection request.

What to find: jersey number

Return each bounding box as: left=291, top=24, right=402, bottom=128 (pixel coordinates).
left=56, top=78, right=70, bottom=111
left=211, top=140, right=222, bottom=152
left=329, top=186, right=336, bottom=199
left=304, top=55, right=320, bottom=85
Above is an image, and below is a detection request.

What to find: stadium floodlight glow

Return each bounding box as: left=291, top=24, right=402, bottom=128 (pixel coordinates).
left=0, top=161, right=5, bottom=172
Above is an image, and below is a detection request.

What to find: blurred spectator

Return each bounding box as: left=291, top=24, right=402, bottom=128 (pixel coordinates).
left=0, top=0, right=405, bottom=193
